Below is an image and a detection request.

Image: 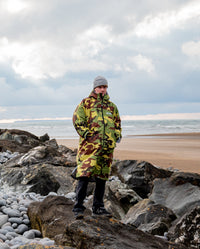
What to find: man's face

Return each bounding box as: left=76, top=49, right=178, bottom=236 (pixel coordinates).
left=95, top=85, right=108, bottom=96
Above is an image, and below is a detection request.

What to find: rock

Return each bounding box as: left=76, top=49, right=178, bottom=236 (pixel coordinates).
left=112, top=160, right=173, bottom=198
left=28, top=196, right=80, bottom=239
left=6, top=231, right=18, bottom=238
left=22, top=219, right=30, bottom=225
left=122, top=199, right=176, bottom=235
left=28, top=196, right=186, bottom=249
left=58, top=145, right=77, bottom=163
left=2, top=143, right=76, bottom=168
left=3, top=226, right=15, bottom=232
left=60, top=216, right=186, bottom=249
left=0, top=199, right=7, bottom=206
left=8, top=217, right=23, bottom=224
left=3, top=145, right=62, bottom=167
left=0, top=215, right=8, bottom=227
left=17, top=224, right=29, bottom=234
left=0, top=242, right=10, bottom=249
left=27, top=168, right=60, bottom=196
left=149, top=178, right=200, bottom=217
left=0, top=228, right=7, bottom=235
left=32, top=229, right=42, bottom=237
left=170, top=171, right=200, bottom=187
left=0, top=150, right=19, bottom=165
left=0, top=130, right=77, bottom=195
left=0, top=131, right=13, bottom=140
left=19, top=207, right=27, bottom=212
left=0, top=129, right=41, bottom=153
left=39, top=133, right=50, bottom=142
left=0, top=233, right=7, bottom=241
left=0, top=163, right=76, bottom=195
left=2, top=208, right=21, bottom=217
left=23, top=230, right=35, bottom=239
left=103, top=179, right=142, bottom=220
left=168, top=206, right=200, bottom=248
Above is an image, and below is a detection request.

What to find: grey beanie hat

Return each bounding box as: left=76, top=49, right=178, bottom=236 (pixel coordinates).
left=93, top=76, right=108, bottom=89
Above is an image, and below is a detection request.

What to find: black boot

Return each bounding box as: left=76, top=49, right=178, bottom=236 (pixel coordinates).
left=92, top=177, right=112, bottom=217
left=73, top=177, right=89, bottom=219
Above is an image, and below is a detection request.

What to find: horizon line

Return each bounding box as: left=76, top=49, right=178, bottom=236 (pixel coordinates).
left=0, top=113, right=200, bottom=124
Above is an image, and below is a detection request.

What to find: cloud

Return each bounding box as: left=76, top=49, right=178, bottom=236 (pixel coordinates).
left=0, top=36, right=108, bottom=80
left=133, top=0, right=200, bottom=38
left=182, top=40, right=200, bottom=56
left=182, top=40, right=200, bottom=69
left=1, top=0, right=30, bottom=13
left=129, top=54, right=155, bottom=74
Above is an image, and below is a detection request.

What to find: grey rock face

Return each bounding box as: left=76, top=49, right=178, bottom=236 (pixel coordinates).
left=112, top=160, right=173, bottom=198
left=104, top=179, right=142, bottom=220
left=123, top=198, right=176, bottom=235
left=149, top=178, right=200, bottom=217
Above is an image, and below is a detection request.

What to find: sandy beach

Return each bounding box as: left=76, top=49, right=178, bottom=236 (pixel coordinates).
left=57, top=132, right=200, bottom=174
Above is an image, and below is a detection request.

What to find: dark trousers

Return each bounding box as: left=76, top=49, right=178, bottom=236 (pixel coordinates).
left=73, top=177, right=106, bottom=211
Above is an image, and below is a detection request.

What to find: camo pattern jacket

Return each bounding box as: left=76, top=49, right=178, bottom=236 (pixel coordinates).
left=73, top=91, right=121, bottom=180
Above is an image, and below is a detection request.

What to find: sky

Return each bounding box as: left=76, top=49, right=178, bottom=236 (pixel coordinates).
left=0, top=0, right=200, bottom=122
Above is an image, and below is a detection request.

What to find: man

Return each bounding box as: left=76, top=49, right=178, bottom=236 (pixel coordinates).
left=72, top=76, right=122, bottom=219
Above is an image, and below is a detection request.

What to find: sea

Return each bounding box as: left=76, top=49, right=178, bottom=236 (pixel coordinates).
left=0, top=119, right=199, bottom=139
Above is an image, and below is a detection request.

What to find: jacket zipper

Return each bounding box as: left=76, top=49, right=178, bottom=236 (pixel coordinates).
left=100, top=96, right=105, bottom=175
left=101, top=99, right=105, bottom=148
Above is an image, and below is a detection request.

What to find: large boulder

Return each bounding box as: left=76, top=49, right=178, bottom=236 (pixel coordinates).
left=3, top=143, right=75, bottom=168
left=122, top=199, right=176, bottom=235
left=149, top=178, right=200, bottom=217
left=28, top=196, right=186, bottom=249
left=0, top=163, right=76, bottom=195
left=112, top=160, right=173, bottom=198
left=28, top=196, right=78, bottom=239
left=0, top=140, right=77, bottom=195
left=0, top=129, right=47, bottom=153
left=104, top=179, right=142, bottom=220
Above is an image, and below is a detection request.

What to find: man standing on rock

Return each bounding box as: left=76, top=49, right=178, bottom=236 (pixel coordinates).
left=72, top=76, right=122, bottom=219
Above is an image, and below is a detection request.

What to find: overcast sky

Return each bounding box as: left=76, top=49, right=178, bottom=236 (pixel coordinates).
left=0, top=0, right=200, bottom=122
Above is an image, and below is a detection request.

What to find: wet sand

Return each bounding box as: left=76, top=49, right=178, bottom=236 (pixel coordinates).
left=56, top=133, right=200, bottom=174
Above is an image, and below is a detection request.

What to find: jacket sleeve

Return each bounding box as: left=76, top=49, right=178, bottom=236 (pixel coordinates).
left=73, top=100, right=89, bottom=138
left=114, top=106, right=122, bottom=141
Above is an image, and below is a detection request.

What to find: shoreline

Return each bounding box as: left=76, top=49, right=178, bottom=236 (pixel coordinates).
left=56, top=132, right=200, bottom=174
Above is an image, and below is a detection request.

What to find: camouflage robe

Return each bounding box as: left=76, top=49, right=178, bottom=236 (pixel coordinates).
left=73, top=91, right=121, bottom=180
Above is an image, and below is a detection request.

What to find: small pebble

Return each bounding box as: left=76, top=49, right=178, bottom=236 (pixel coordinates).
left=16, top=224, right=29, bottom=234
left=23, top=230, right=35, bottom=239
left=0, top=215, right=8, bottom=227
left=0, top=229, right=7, bottom=235
left=0, top=200, right=7, bottom=206
left=8, top=218, right=23, bottom=225
left=11, top=223, right=18, bottom=229
left=22, top=219, right=30, bottom=225
left=0, top=233, right=7, bottom=241
left=3, top=226, right=14, bottom=233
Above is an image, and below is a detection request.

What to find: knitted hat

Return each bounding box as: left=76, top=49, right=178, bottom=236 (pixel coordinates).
left=93, top=76, right=108, bottom=89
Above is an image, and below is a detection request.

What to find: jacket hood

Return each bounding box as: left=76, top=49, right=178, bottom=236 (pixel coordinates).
left=89, top=91, right=110, bottom=101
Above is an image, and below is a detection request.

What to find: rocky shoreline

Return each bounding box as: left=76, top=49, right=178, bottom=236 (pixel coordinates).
left=0, top=128, right=199, bottom=248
